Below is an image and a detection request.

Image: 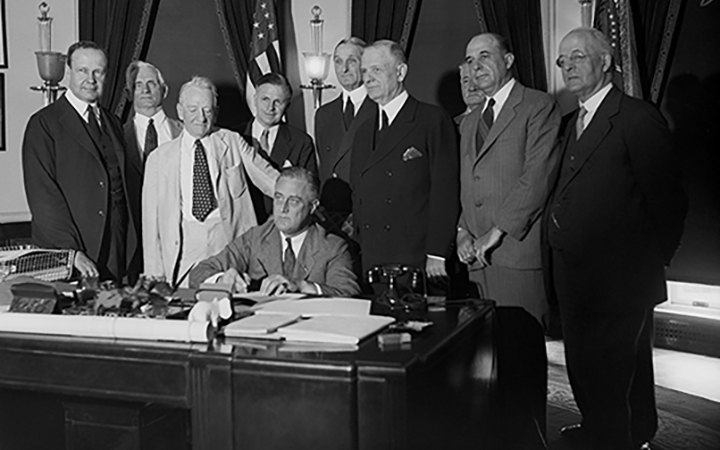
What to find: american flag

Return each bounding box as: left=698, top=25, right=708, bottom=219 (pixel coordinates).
left=246, top=0, right=282, bottom=113
left=594, top=0, right=642, bottom=99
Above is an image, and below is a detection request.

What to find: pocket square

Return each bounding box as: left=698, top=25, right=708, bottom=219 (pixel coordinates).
left=402, top=147, right=423, bottom=162
left=282, top=159, right=293, bottom=168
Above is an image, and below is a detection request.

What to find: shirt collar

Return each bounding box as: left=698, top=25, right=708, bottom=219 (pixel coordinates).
left=579, top=82, right=613, bottom=114
left=134, top=109, right=167, bottom=127
left=252, top=119, right=280, bottom=140
left=64, top=89, right=98, bottom=121
left=181, top=129, right=209, bottom=150
left=342, top=85, right=367, bottom=109
left=279, top=228, right=310, bottom=254
left=380, top=90, right=409, bottom=126
left=487, top=78, right=515, bottom=115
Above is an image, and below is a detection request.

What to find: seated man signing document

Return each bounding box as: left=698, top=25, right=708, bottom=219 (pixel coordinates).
left=189, top=168, right=360, bottom=297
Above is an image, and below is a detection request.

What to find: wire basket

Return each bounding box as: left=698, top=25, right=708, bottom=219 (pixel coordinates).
left=0, top=245, right=75, bottom=282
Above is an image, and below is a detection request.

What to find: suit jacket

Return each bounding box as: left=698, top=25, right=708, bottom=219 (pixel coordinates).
left=458, top=82, right=561, bottom=270
left=22, top=95, right=138, bottom=275
left=351, top=95, right=460, bottom=272
left=142, top=128, right=279, bottom=283
left=242, top=122, right=317, bottom=223
left=188, top=221, right=360, bottom=297
left=315, top=95, right=375, bottom=212
left=543, top=87, right=687, bottom=312
left=124, top=113, right=183, bottom=275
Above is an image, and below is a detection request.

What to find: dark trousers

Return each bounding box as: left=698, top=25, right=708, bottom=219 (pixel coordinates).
left=97, top=199, right=128, bottom=282
left=554, top=252, right=657, bottom=449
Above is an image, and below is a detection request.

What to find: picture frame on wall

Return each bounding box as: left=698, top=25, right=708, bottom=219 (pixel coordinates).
left=0, top=0, right=6, bottom=69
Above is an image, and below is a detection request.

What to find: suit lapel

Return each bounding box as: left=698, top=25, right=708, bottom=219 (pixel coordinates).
left=362, top=96, right=417, bottom=173
left=557, top=87, right=621, bottom=195
left=295, top=224, right=319, bottom=279
left=257, top=225, right=284, bottom=277
left=271, top=124, right=292, bottom=167
left=477, top=82, right=522, bottom=161
left=124, top=118, right=143, bottom=174
left=57, top=97, right=103, bottom=163
left=333, top=96, right=374, bottom=173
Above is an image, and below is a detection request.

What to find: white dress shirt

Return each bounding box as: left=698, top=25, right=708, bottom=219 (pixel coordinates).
left=251, top=119, right=280, bottom=154
left=133, top=109, right=174, bottom=157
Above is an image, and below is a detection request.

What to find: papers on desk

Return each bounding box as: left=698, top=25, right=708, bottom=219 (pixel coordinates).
left=222, top=297, right=393, bottom=345
left=0, top=312, right=212, bottom=343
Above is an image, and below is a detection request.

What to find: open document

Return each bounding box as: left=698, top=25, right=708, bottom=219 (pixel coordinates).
left=222, top=297, right=394, bottom=344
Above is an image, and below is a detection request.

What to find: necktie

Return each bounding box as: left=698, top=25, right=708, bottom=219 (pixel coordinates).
left=576, top=106, right=588, bottom=140
left=86, top=105, right=102, bottom=140
left=260, top=128, right=270, bottom=155
left=482, top=98, right=495, bottom=130
left=144, top=118, right=158, bottom=158
left=379, top=109, right=389, bottom=131
left=283, top=237, right=296, bottom=278
left=192, top=139, right=217, bottom=222
left=343, top=97, right=355, bottom=129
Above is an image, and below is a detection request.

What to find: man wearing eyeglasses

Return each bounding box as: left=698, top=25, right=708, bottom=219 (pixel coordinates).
left=123, top=61, right=183, bottom=282
left=545, top=28, right=687, bottom=450
left=188, top=167, right=359, bottom=297
left=456, top=33, right=561, bottom=326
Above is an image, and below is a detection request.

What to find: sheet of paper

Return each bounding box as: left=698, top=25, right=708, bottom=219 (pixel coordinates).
left=233, top=292, right=306, bottom=304
left=223, top=312, right=301, bottom=337
left=278, top=315, right=394, bottom=345
left=253, top=297, right=372, bottom=316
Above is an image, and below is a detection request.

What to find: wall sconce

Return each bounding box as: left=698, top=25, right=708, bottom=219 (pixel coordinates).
left=30, top=3, right=66, bottom=106
left=578, top=0, right=593, bottom=27
left=300, top=5, right=334, bottom=110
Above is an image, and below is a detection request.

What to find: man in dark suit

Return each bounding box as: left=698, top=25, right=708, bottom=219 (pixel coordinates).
left=123, top=60, right=183, bottom=281
left=351, top=40, right=459, bottom=279
left=546, top=28, right=687, bottom=450
left=314, top=37, right=374, bottom=237
left=244, top=73, right=317, bottom=224
left=22, top=41, right=137, bottom=282
left=189, top=167, right=359, bottom=297
left=456, top=33, right=561, bottom=326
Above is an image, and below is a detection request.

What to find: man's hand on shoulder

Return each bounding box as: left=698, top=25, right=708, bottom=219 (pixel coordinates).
left=74, top=251, right=98, bottom=278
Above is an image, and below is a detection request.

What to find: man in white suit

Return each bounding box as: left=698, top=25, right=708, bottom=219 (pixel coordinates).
left=143, top=76, right=279, bottom=286
left=456, top=33, right=561, bottom=326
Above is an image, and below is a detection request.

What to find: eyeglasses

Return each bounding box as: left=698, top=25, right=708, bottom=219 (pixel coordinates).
left=556, top=52, right=589, bottom=68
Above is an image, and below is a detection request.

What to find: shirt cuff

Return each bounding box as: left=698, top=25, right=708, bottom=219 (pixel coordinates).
left=427, top=254, right=446, bottom=262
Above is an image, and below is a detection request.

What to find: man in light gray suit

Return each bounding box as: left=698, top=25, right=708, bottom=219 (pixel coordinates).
left=143, top=76, right=279, bottom=286
left=189, top=167, right=360, bottom=297
left=456, top=33, right=561, bottom=326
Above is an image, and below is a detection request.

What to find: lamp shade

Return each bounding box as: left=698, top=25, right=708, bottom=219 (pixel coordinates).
left=35, top=51, right=66, bottom=84
left=303, top=53, right=330, bottom=82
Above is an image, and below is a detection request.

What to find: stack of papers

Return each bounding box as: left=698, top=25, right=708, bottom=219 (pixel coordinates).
left=222, top=297, right=394, bottom=345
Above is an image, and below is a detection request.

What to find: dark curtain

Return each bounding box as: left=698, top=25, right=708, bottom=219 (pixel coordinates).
left=474, top=0, right=547, bottom=92
left=629, top=0, right=685, bottom=103
left=214, top=0, right=255, bottom=121
left=79, top=0, right=160, bottom=120
left=351, top=0, right=422, bottom=53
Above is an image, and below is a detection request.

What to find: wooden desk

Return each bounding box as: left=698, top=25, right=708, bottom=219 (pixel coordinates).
left=0, top=301, right=513, bottom=450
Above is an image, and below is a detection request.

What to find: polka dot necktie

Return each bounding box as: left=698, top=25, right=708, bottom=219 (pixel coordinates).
left=192, top=139, right=217, bottom=222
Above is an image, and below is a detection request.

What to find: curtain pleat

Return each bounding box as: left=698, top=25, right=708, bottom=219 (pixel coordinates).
left=476, top=0, right=548, bottom=92
left=352, top=0, right=421, bottom=53
left=78, top=0, right=160, bottom=120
